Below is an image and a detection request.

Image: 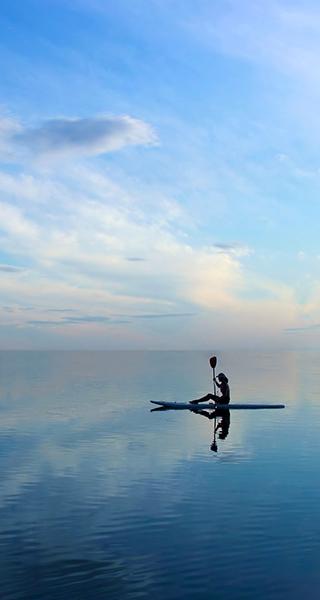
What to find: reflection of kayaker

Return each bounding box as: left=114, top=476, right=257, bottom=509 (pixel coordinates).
left=190, top=372, right=230, bottom=406
left=191, top=407, right=230, bottom=452
left=214, top=408, right=230, bottom=438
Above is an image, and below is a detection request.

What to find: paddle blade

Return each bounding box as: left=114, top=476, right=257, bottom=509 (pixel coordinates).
left=209, top=356, right=217, bottom=369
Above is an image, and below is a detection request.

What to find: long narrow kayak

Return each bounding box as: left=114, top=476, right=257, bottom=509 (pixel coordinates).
left=150, top=401, right=285, bottom=410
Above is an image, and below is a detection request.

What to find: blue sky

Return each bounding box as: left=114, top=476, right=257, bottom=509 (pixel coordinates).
left=1, top=0, right=320, bottom=349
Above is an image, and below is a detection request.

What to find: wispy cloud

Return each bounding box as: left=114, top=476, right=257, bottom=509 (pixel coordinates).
left=63, top=315, right=111, bottom=324
left=46, top=308, right=77, bottom=313
left=26, top=312, right=196, bottom=328
left=186, top=1, right=320, bottom=82
left=212, top=243, right=251, bottom=257
left=130, top=313, right=196, bottom=319
left=285, top=324, right=320, bottom=333
left=27, top=315, right=111, bottom=327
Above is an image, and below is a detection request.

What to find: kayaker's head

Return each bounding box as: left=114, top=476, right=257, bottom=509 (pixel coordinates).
left=217, top=372, right=228, bottom=383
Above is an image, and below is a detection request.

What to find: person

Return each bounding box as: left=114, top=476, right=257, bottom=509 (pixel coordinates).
left=214, top=373, right=230, bottom=404
left=190, top=372, right=230, bottom=405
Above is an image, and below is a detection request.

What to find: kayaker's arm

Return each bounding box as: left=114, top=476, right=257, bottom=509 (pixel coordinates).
left=213, top=377, right=222, bottom=389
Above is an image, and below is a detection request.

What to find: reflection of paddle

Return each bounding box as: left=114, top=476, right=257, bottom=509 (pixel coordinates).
left=209, top=356, right=217, bottom=396
left=211, top=414, right=218, bottom=452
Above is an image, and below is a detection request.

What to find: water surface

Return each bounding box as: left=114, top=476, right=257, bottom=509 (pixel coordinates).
left=0, top=350, right=319, bottom=599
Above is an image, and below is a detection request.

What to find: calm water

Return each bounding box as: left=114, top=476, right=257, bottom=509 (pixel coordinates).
left=0, top=350, right=319, bottom=600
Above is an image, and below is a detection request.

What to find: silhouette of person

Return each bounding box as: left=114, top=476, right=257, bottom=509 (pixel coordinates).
left=190, top=372, right=230, bottom=405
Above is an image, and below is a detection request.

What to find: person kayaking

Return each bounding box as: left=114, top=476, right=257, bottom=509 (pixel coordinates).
left=190, top=372, right=230, bottom=405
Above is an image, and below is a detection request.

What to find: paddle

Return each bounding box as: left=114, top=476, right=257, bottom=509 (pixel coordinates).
left=209, top=355, right=217, bottom=396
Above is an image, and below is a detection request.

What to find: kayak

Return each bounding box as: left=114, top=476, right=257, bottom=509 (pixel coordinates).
left=150, top=401, right=285, bottom=410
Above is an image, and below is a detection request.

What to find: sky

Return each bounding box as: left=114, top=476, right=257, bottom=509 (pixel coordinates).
left=1, top=0, right=320, bottom=349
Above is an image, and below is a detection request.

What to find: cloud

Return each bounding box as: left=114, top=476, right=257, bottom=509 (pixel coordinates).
left=187, top=2, right=318, bottom=70
left=26, top=312, right=196, bottom=327
left=63, top=315, right=111, bottom=323
left=0, top=160, right=310, bottom=349
left=212, top=243, right=251, bottom=257
left=16, top=115, right=156, bottom=157
left=46, top=308, right=76, bottom=313
left=126, top=257, right=146, bottom=262
left=27, top=315, right=112, bottom=327
left=27, top=320, right=71, bottom=327
left=0, top=114, right=157, bottom=161
left=0, top=116, right=22, bottom=159
left=284, top=324, right=320, bottom=333
left=130, top=312, right=196, bottom=319
left=0, top=201, right=38, bottom=239
left=0, top=264, right=25, bottom=273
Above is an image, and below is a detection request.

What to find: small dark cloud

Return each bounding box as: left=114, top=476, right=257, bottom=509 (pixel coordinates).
left=213, top=242, right=241, bottom=253
left=46, top=308, right=76, bottom=313
left=27, top=320, right=64, bottom=327
left=126, top=257, right=146, bottom=262
left=284, top=324, right=320, bottom=333
left=27, top=315, right=111, bottom=327
left=213, top=243, right=236, bottom=250
left=110, top=320, right=130, bottom=324
left=0, top=264, right=25, bottom=273
left=2, top=305, right=34, bottom=312
left=64, top=316, right=110, bottom=324
left=14, top=115, right=156, bottom=158
left=132, top=313, right=196, bottom=319
left=212, top=242, right=250, bottom=257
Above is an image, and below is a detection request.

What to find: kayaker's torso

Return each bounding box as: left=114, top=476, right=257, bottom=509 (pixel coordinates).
left=219, top=380, right=230, bottom=403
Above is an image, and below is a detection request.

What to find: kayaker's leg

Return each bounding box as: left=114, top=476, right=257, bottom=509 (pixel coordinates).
left=190, top=393, right=216, bottom=404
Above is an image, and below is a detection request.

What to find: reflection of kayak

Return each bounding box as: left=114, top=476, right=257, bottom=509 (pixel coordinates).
left=150, top=401, right=285, bottom=410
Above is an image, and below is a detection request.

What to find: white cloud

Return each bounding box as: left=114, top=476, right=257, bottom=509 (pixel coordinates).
left=0, top=201, right=38, bottom=239
left=0, top=163, right=252, bottom=343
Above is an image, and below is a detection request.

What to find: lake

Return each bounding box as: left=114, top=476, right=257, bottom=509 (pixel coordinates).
left=0, top=350, right=319, bottom=599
